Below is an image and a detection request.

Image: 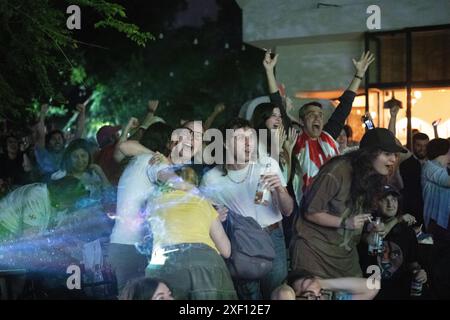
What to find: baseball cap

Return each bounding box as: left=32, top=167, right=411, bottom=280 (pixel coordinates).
left=96, top=125, right=121, bottom=148
left=381, top=184, right=400, bottom=198
left=360, top=128, right=407, bottom=153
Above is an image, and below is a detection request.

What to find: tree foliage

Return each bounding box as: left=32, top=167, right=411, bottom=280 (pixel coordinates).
left=0, top=0, right=153, bottom=123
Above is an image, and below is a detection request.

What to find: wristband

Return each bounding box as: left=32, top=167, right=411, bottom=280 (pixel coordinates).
left=354, top=74, right=363, bottom=80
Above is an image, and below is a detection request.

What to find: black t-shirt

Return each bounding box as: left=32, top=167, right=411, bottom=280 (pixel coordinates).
left=0, top=152, right=26, bottom=186
left=399, top=156, right=424, bottom=226
left=360, top=222, right=418, bottom=299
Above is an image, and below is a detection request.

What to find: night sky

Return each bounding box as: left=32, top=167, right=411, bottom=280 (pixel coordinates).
left=173, top=0, right=220, bottom=28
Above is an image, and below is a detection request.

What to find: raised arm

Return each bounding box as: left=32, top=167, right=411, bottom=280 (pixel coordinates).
left=324, top=51, right=375, bottom=139
left=113, top=117, right=142, bottom=162
left=348, top=51, right=375, bottom=93
left=74, top=104, right=86, bottom=139
left=35, top=103, right=49, bottom=149
left=319, top=278, right=378, bottom=300
left=432, top=119, right=440, bottom=138
left=114, top=140, right=153, bottom=164
left=263, top=50, right=291, bottom=129
left=130, top=100, right=160, bottom=141
left=204, top=103, right=226, bottom=130
left=388, top=105, right=400, bottom=135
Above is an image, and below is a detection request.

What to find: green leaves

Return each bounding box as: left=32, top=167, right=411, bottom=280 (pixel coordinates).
left=0, top=0, right=153, bottom=121
left=94, top=18, right=153, bottom=47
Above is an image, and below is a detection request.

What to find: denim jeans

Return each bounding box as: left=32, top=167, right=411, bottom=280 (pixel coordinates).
left=235, top=227, right=288, bottom=300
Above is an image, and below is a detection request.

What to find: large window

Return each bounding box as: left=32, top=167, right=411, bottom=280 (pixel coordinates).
left=365, top=26, right=450, bottom=146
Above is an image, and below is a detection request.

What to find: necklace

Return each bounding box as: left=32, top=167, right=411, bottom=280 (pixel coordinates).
left=226, top=164, right=252, bottom=184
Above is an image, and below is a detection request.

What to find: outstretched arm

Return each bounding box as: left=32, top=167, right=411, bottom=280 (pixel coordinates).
left=113, top=117, right=141, bottom=162
left=204, top=103, right=226, bottom=130
left=263, top=50, right=291, bottom=129
left=432, top=119, right=440, bottom=138
left=114, top=140, right=153, bottom=163
left=347, top=51, right=375, bottom=93
left=319, top=278, right=378, bottom=300
left=388, top=105, right=400, bottom=135
left=130, top=100, right=162, bottom=141
left=324, top=51, right=375, bottom=139
left=74, top=104, right=86, bottom=139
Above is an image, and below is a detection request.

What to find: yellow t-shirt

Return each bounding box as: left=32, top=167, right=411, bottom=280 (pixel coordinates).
left=150, top=190, right=219, bottom=252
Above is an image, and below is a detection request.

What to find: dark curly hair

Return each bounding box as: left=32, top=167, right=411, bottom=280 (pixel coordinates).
left=251, top=103, right=277, bottom=156
left=320, top=147, right=387, bottom=211
left=119, top=277, right=166, bottom=300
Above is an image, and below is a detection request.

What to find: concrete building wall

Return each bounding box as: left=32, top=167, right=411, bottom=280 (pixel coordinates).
left=237, top=0, right=450, bottom=45
left=236, top=0, right=450, bottom=92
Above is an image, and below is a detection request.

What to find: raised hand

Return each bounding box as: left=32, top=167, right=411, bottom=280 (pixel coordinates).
left=263, top=49, right=279, bottom=71
left=126, top=117, right=139, bottom=130
left=148, top=100, right=159, bottom=113
left=284, top=127, right=299, bottom=154
left=275, top=124, right=287, bottom=153
left=390, top=104, right=400, bottom=118
left=432, top=118, right=441, bottom=127
left=214, top=103, right=226, bottom=114
left=75, top=103, right=85, bottom=113
left=352, top=51, right=375, bottom=76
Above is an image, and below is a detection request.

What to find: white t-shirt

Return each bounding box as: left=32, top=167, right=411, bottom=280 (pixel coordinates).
left=200, top=157, right=286, bottom=228
left=110, top=154, right=155, bottom=245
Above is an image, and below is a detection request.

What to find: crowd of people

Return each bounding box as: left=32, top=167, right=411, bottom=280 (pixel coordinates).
left=0, top=50, right=449, bottom=300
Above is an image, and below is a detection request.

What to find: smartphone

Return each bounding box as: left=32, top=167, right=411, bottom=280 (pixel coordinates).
left=362, top=114, right=375, bottom=130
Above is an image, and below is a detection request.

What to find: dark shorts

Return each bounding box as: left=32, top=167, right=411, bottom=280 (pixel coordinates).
left=108, top=243, right=148, bottom=294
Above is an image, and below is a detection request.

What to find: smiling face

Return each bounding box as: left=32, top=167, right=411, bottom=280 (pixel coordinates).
left=378, top=194, right=398, bottom=218
left=372, top=151, right=397, bottom=175
left=170, top=121, right=204, bottom=163
left=265, top=108, right=282, bottom=130
left=301, top=105, right=323, bottom=139
left=151, top=282, right=174, bottom=300
left=69, top=148, right=90, bottom=174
